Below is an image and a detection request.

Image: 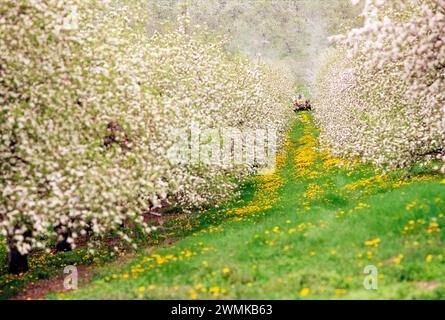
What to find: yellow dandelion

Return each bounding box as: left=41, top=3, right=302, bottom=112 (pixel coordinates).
left=300, top=288, right=310, bottom=297
left=393, top=254, right=404, bottom=265
left=335, top=289, right=347, bottom=297
left=189, top=289, right=197, bottom=300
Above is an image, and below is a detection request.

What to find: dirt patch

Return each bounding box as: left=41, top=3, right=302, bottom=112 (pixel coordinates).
left=10, top=265, right=95, bottom=300
left=416, top=281, right=440, bottom=291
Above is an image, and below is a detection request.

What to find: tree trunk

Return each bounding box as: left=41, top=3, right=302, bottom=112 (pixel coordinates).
left=55, top=232, right=72, bottom=252
left=7, top=237, right=29, bottom=275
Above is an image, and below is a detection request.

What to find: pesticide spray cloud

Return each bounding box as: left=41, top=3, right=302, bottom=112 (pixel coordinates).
left=139, top=0, right=360, bottom=86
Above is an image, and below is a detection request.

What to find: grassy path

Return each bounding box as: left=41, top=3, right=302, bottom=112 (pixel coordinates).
left=54, top=113, right=445, bottom=299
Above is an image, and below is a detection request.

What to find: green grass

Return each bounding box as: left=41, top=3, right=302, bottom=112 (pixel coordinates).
left=45, top=112, right=445, bottom=300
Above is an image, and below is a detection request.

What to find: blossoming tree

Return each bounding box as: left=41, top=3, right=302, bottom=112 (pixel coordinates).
left=315, top=0, right=445, bottom=170
left=0, top=0, right=293, bottom=273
